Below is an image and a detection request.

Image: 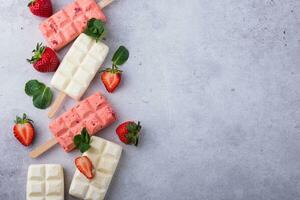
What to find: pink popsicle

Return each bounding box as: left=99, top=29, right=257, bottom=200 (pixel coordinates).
left=49, top=92, right=116, bottom=152
left=40, top=0, right=107, bottom=51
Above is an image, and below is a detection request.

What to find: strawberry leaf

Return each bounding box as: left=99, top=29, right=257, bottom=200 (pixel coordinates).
left=27, top=43, right=46, bottom=64
left=14, top=113, right=34, bottom=124
left=125, top=121, right=142, bottom=146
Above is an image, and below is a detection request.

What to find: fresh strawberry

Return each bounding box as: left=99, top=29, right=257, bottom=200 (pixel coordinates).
left=116, top=121, right=142, bottom=146
left=100, top=46, right=129, bottom=93
left=28, top=0, right=53, bottom=17
left=13, top=114, right=35, bottom=146
left=27, top=43, right=60, bottom=73
left=75, top=156, right=94, bottom=179
left=101, top=71, right=122, bottom=93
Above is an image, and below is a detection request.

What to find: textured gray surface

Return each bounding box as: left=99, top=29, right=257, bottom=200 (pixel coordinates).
left=0, top=0, right=300, bottom=199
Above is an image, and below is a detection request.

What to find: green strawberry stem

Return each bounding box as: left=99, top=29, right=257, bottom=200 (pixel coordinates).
left=15, top=113, right=34, bottom=124
left=27, top=43, right=46, bottom=64
left=28, top=0, right=36, bottom=6
left=126, top=121, right=142, bottom=146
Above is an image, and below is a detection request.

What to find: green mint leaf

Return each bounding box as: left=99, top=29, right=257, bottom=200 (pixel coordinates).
left=25, top=80, right=45, bottom=96
left=82, top=128, right=90, bottom=143
left=74, top=135, right=82, bottom=148
left=79, top=143, right=91, bottom=153
left=112, top=46, right=129, bottom=66
left=32, top=86, right=53, bottom=109
left=73, top=128, right=91, bottom=153
left=84, top=18, right=106, bottom=42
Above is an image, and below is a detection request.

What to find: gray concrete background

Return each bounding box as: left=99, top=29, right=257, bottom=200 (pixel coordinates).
left=0, top=0, right=300, bottom=199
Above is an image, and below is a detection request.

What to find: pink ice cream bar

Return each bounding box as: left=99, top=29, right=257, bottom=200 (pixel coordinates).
left=40, top=0, right=107, bottom=51
left=49, top=92, right=116, bottom=152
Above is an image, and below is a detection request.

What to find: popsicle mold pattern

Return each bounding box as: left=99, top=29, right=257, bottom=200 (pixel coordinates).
left=49, top=92, right=116, bottom=152
left=40, top=0, right=107, bottom=51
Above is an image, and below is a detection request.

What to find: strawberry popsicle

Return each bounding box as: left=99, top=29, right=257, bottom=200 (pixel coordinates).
left=40, top=0, right=113, bottom=51
left=50, top=92, right=116, bottom=152
left=29, top=92, right=116, bottom=158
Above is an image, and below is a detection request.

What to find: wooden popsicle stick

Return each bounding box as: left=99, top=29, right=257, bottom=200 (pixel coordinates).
left=29, top=138, right=58, bottom=158
left=48, top=92, right=66, bottom=118
left=98, top=0, right=114, bottom=9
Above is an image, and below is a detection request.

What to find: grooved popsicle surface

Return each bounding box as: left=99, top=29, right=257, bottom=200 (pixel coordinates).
left=51, top=34, right=109, bottom=100
left=40, top=0, right=106, bottom=51
left=69, top=136, right=122, bottom=200
left=26, top=164, right=64, bottom=200
left=49, top=92, right=116, bottom=152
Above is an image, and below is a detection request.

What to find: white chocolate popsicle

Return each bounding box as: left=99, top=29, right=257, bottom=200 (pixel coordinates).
left=48, top=33, right=109, bottom=118
left=69, top=136, right=122, bottom=200
left=51, top=34, right=108, bottom=100
left=26, top=164, right=64, bottom=200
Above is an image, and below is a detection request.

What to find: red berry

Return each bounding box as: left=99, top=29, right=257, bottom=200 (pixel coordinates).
left=116, top=121, right=142, bottom=146
left=28, top=0, right=53, bottom=17
left=101, top=71, right=122, bottom=93
left=75, top=156, right=94, bottom=179
left=27, top=43, right=60, bottom=73
left=13, top=114, right=35, bottom=146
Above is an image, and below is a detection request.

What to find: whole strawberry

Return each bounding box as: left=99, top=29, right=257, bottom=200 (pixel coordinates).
left=27, top=43, right=60, bottom=73
left=116, top=121, right=141, bottom=146
left=28, top=0, right=53, bottom=17
left=13, top=114, right=35, bottom=146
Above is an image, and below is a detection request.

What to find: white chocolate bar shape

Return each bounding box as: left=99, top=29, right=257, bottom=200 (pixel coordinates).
left=69, top=136, right=122, bottom=200
left=27, top=164, right=64, bottom=200
left=51, top=33, right=109, bottom=100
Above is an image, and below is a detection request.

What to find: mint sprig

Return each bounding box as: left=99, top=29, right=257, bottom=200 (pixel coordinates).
left=84, top=18, right=106, bottom=42
left=74, top=128, right=91, bottom=153
left=112, top=46, right=129, bottom=66
left=100, top=46, right=129, bottom=74
left=25, top=80, right=53, bottom=109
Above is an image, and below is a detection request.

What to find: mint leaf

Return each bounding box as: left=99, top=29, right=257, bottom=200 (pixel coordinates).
left=25, top=80, right=53, bottom=109
left=79, top=143, right=91, bottom=153
left=32, top=86, right=53, bottom=109
left=25, top=80, right=45, bottom=96
left=73, top=128, right=91, bottom=153
left=74, top=135, right=82, bottom=147
left=112, top=46, right=129, bottom=66
left=84, top=18, right=106, bottom=42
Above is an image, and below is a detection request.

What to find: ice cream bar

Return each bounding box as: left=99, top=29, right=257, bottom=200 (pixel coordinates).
left=40, top=0, right=112, bottom=51
left=49, top=92, right=116, bottom=152
left=69, top=136, right=122, bottom=199
left=27, top=164, right=64, bottom=200
left=29, top=92, right=116, bottom=158
left=51, top=33, right=108, bottom=100
left=48, top=33, right=109, bottom=118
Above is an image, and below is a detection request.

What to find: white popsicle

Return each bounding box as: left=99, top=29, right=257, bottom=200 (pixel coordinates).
left=48, top=33, right=109, bottom=118
left=69, top=136, right=122, bottom=199
left=27, top=164, right=64, bottom=200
